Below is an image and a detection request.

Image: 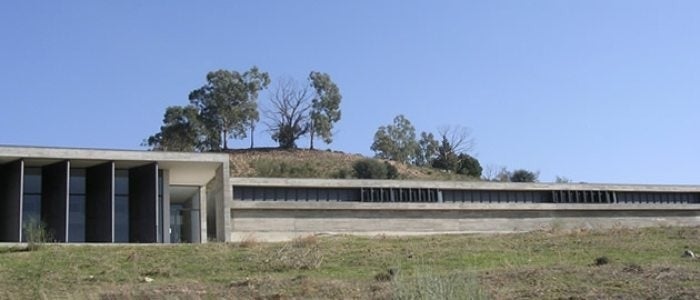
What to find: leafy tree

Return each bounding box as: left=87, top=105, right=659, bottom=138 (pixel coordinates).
left=510, top=169, right=539, bottom=182
left=265, top=78, right=311, bottom=149
left=456, top=153, right=482, bottom=177
left=145, top=105, right=206, bottom=151
left=308, top=71, right=342, bottom=149
left=188, top=67, right=270, bottom=150
left=555, top=176, right=572, bottom=183
left=352, top=159, right=399, bottom=179
left=371, top=115, right=418, bottom=164
left=415, top=132, right=439, bottom=167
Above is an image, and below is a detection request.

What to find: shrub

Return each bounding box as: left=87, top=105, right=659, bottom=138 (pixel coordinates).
left=385, top=162, right=399, bottom=179
left=456, top=154, right=482, bottom=178
left=509, top=169, right=539, bottom=182
left=353, top=159, right=395, bottom=179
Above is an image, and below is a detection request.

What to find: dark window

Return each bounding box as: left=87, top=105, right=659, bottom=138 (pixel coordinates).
left=21, top=168, right=42, bottom=241
left=114, top=170, right=129, bottom=242
left=68, top=169, right=86, bottom=242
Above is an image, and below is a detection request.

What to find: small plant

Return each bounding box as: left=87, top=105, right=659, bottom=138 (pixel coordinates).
left=622, top=263, right=643, bottom=273
left=239, top=235, right=260, bottom=248
left=392, top=270, right=487, bottom=300
left=23, top=218, right=52, bottom=251
left=291, top=235, right=318, bottom=248
left=262, top=242, right=324, bottom=271
left=594, top=256, right=609, bottom=266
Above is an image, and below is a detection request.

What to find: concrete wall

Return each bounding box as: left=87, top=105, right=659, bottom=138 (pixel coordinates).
left=230, top=201, right=700, bottom=241
left=0, top=160, right=23, bottom=242
left=206, top=164, right=232, bottom=242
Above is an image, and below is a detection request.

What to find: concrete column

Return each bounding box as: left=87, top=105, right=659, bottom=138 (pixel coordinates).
left=161, top=170, right=170, bottom=244
left=190, top=189, right=201, bottom=243
left=86, top=162, right=114, bottom=242
left=41, top=161, right=70, bottom=242
left=128, top=163, right=158, bottom=243
left=0, top=160, right=23, bottom=242
left=199, top=186, right=207, bottom=243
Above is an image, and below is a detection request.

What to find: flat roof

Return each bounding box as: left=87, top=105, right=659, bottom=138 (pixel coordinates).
left=230, top=177, right=700, bottom=192
left=0, top=145, right=228, bottom=164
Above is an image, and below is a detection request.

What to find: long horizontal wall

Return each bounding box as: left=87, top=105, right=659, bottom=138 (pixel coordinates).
left=230, top=201, right=700, bottom=241
left=230, top=178, right=700, bottom=241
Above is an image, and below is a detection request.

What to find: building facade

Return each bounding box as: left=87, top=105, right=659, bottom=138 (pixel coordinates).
left=1, top=145, right=699, bottom=243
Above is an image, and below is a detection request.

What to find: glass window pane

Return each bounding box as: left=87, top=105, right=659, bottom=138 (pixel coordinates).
left=68, top=195, right=85, bottom=242
left=114, top=195, right=129, bottom=242
left=69, top=169, right=86, bottom=194
left=115, top=170, right=129, bottom=195
left=23, top=168, right=42, bottom=194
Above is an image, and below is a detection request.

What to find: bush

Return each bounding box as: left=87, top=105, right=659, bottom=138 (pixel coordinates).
left=352, top=159, right=397, bottom=179
left=385, top=162, right=399, bottom=179
left=456, top=154, right=482, bottom=178
left=509, top=169, right=538, bottom=182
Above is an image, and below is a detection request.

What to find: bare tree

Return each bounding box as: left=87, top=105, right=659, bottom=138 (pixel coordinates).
left=264, top=78, right=311, bottom=149
left=437, top=125, right=475, bottom=154
left=482, top=164, right=503, bottom=181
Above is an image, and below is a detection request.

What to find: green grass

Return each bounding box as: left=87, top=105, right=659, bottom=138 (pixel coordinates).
left=1, top=226, right=700, bottom=299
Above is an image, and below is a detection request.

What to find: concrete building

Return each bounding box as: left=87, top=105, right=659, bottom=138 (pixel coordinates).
left=1, top=145, right=699, bottom=243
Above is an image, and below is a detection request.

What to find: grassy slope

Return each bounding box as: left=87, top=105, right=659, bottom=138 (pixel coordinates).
left=1, top=226, right=700, bottom=299
left=228, top=148, right=477, bottom=180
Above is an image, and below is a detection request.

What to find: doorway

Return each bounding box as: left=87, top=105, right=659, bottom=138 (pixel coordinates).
left=169, top=186, right=201, bottom=243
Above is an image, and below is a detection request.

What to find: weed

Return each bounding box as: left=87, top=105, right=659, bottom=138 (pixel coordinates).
left=393, top=270, right=487, bottom=300
left=548, top=219, right=565, bottom=234
left=261, top=242, right=324, bottom=271
left=23, top=218, right=52, bottom=251
left=239, top=235, right=260, bottom=248
left=291, top=235, right=318, bottom=248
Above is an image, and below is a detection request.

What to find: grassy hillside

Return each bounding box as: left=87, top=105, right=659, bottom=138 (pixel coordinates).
left=228, top=148, right=477, bottom=180
left=1, top=226, right=699, bottom=299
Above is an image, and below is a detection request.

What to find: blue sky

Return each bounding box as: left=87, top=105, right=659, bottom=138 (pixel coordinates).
left=1, top=1, right=698, bottom=184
